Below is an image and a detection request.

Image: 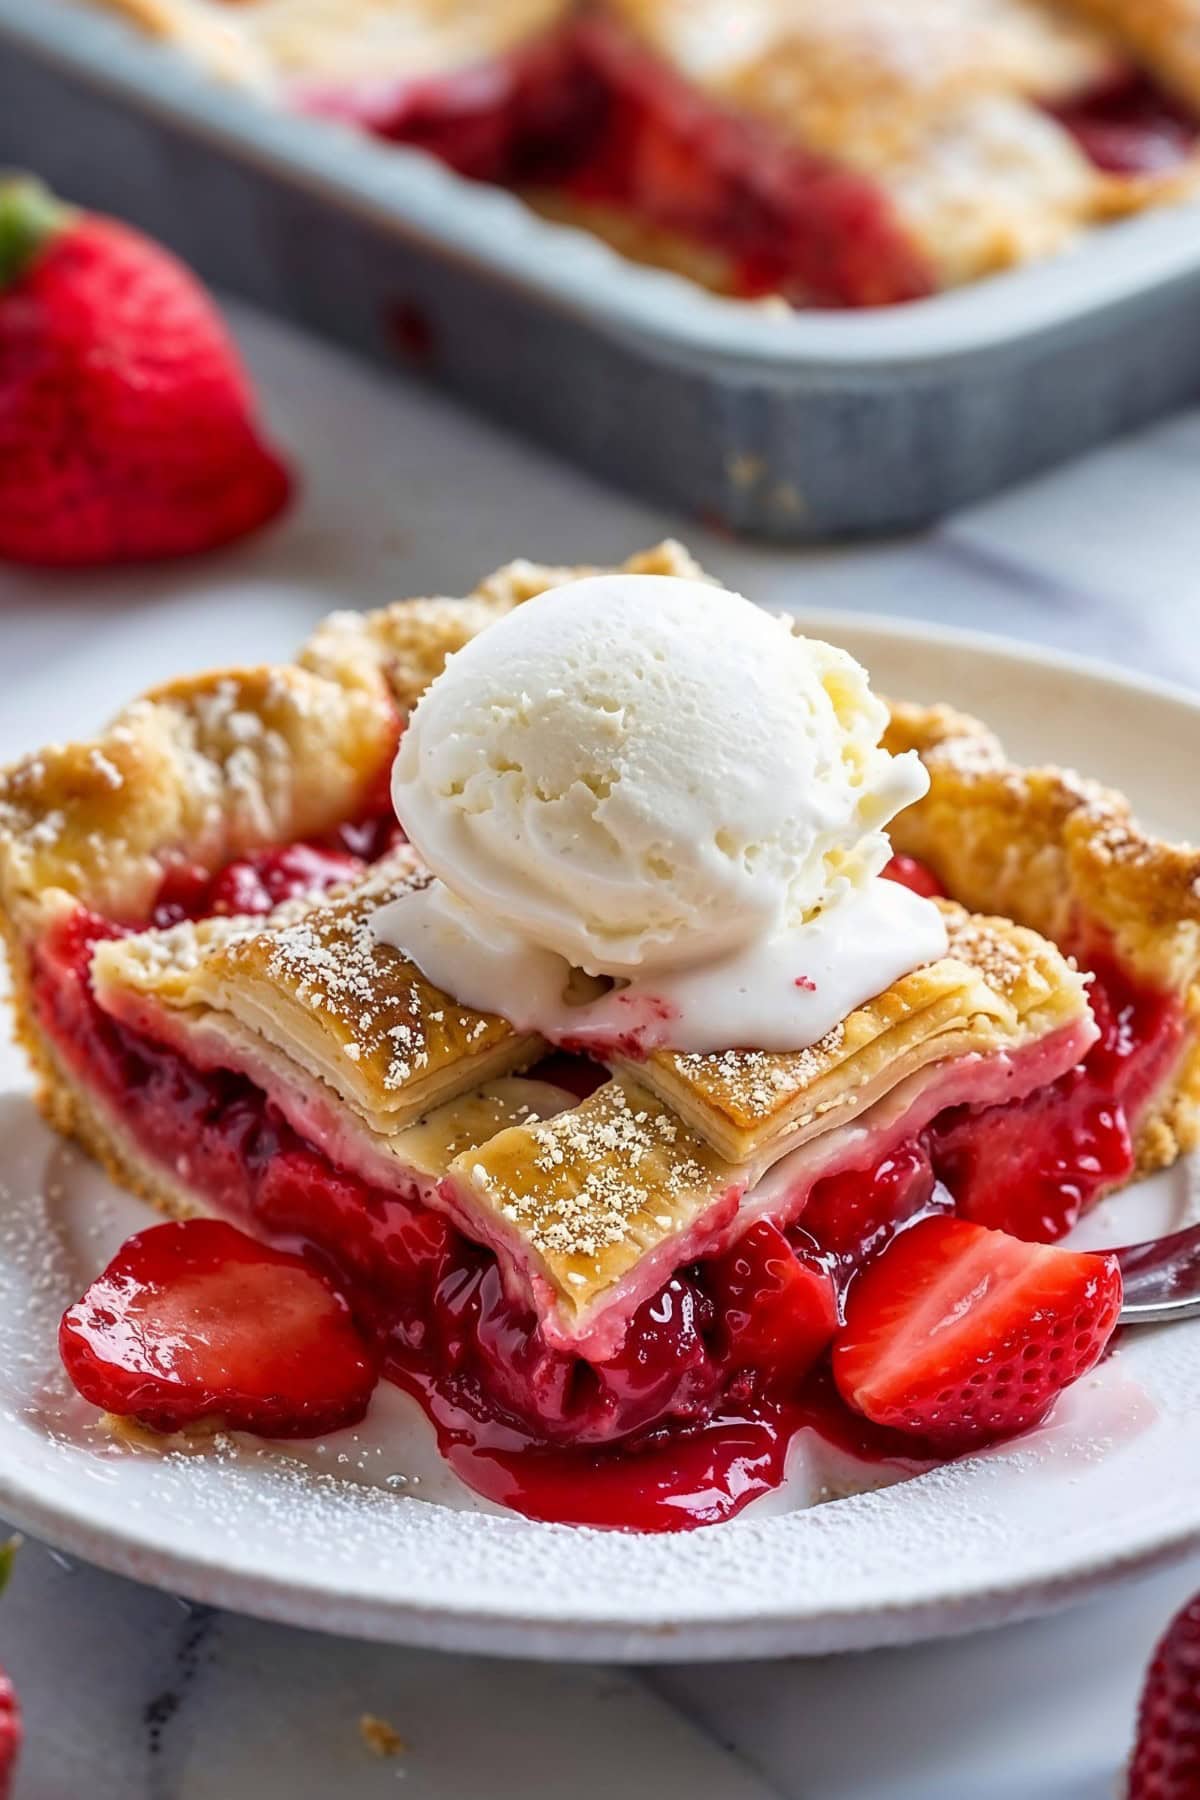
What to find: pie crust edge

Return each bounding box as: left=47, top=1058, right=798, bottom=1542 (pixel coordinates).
left=885, top=697, right=1200, bottom=1175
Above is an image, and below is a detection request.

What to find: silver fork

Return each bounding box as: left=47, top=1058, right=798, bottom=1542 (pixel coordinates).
left=1117, top=1222, right=1200, bottom=1324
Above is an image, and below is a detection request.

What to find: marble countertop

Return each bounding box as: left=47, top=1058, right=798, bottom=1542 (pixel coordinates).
left=3, top=299, right=1200, bottom=1799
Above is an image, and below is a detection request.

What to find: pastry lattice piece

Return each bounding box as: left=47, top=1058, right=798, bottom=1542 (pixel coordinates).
left=92, top=855, right=546, bottom=1162
left=626, top=903, right=1092, bottom=1163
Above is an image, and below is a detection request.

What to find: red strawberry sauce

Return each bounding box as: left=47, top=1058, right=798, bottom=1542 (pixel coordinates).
left=37, top=839, right=1175, bottom=1530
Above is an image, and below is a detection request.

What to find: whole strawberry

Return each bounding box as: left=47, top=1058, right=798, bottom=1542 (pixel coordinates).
left=0, top=1540, right=21, bottom=1800
left=1130, top=1591, right=1200, bottom=1797
left=0, top=176, right=291, bottom=565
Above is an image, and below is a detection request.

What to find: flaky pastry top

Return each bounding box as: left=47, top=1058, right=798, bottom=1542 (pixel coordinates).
left=630, top=900, right=1091, bottom=1162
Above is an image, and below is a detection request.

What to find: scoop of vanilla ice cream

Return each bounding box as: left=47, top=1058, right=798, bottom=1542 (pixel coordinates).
left=390, top=574, right=928, bottom=979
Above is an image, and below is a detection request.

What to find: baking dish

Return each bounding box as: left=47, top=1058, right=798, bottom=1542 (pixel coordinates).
left=4, top=0, right=1200, bottom=540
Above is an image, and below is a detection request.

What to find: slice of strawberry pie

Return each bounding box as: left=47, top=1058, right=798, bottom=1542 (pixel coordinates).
left=1, top=542, right=1193, bottom=1530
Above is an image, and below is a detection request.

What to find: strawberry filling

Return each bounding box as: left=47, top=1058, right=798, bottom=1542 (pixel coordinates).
left=294, top=23, right=1198, bottom=309
left=38, top=840, right=1173, bottom=1528
left=930, top=954, right=1182, bottom=1242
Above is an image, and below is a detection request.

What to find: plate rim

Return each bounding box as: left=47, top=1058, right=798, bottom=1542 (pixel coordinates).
left=1, top=1463, right=1198, bottom=1661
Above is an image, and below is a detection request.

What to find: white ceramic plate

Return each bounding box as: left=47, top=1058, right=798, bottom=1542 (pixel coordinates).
left=1, top=615, right=1198, bottom=1663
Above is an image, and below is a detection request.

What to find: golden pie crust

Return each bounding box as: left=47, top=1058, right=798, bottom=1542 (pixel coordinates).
left=450, top=1073, right=742, bottom=1331
left=1, top=540, right=1195, bottom=1339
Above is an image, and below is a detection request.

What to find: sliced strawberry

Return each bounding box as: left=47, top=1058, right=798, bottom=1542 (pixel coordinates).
left=832, top=1215, right=1122, bottom=1452
left=706, top=1220, right=838, bottom=1387
left=882, top=854, right=945, bottom=900
left=60, top=1219, right=378, bottom=1437
left=1131, top=1590, right=1200, bottom=1798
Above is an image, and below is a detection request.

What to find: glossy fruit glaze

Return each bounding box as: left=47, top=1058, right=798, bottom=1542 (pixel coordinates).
left=931, top=950, right=1182, bottom=1242
left=294, top=23, right=1198, bottom=309
left=37, top=840, right=1179, bottom=1529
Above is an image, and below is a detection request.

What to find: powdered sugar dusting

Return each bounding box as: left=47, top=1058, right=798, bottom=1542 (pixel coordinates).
left=263, top=904, right=428, bottom=1088
left=943, top=908, right=1027, bottom=994
left=213, top=875, right=519, bottom=1095
left=672, top=1026, right=847, bottom=1119
left=466, top=1081, right=724, bottom=1263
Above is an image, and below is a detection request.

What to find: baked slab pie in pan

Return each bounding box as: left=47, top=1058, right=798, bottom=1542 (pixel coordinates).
left=1, top=543, right=1196, bottom=1530
left=87, top=0, right=1200, bottom=305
